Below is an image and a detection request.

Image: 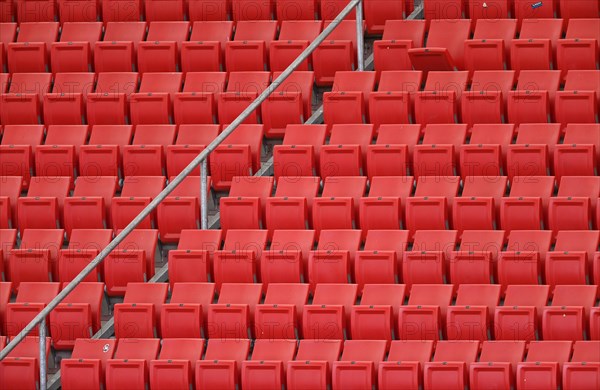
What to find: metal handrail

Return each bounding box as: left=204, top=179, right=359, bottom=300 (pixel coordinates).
left=0, top=1, right=364, bottom=388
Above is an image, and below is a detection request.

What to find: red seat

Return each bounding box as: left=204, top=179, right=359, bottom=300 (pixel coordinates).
left=61, top=339, right=117, bottom=390
left=270, top=21, right=322, bottom=71
left=403, top=230, right=458, bottom=289
left=1, top=73, right=52, bottom=124
left=414, top=71, right=469, bottom=124
left=286, top=339, right=343, bottom=390
left=312, top=176, right=367, bottom=235
left=225, top=21, right=277, bottom=71
left=413, top=124, right=467, bottom=177
left=363, top=0, right=405, bottom=34
left=58, top=228, right=112, bottom=282
left=423, top=341, right=480, bottom=390
left=166, top=124, right=218, bottom=177
left=351, top=284, right=406, bottom=340
left=104, top=229, right=158, bottom=296
left=50, top=22, right=102, bottom=72
left=5, top=282, right=59, bottom=336
left=312, top=20, right=357, bottom=86
left=0, top=125, right=45, bottom=188
left=446, top=284, right=501, bottom=341
left=562, top=341, right=600, bottom=390
left=0, top=176, right=22, bottom=229
left=213, top=229, right=267, bottom=289
left=86, top=72, right=139, bottom=125
left=94, top=22, right=147, bottom=72
left=308, top=229, right=361, bottom=291
left=17, top=176, right=70, bottom=234
left=543, top=285, right=597, bottom=341
left=555, top=70, right=599, bottom=130
left=397, top=284, right=453, bottom=340
left=49, top=282, right=103, bottom=349
left=207, top=282, right=262, bottom=338
left=149, top=339, right=205, bottom=390
left=320, top=124, right=374, bottom=178
left=378, top=340, right=434, bottom=390
left=255, top=283, right=309, bottom=339
left=303, top=284, right=358, bottom=340
left=470, top=70, right=516, bottom=114
left=356, top=230, right=409, bottom=289
left=195, top=339, right=251, bottom=390
left=461, top=123, right=514, bottom=176
left=42, top=72, right=94, bottom=126
left=173, top=73, right=227, bottom=124
left=516, top=341, right=573, bottom=390
left=373, top=20, right=426, bottom=72
left=359, top=176, right=413, bottom=237
left=320, top=0, right=356, bottom=20
left=273, top=124, right=327, bottom=179
left=9, top=230, right=63, bottom=290
left=111, top=176, right=165, bottom=233
left=495, top=285, right=550, bottom=341
left=470, top=340, right=527, bottom=390
left=464, top=19, right=517, bottom=72
left=331, top=340, right=388, bottom=390
left=36, top=124, right=90, bottom=182
left=79, top=125, right=134, bottom=177
left=323, top=71, right=377, bottom=126
left=241, top=340, right=297, bottom=390
left=549, top=176, right=599, bottom=235
left=275, top=0, right=316, bottom=20
left=0, top=336, right=51, bottom=390
left=369, top=71, right=423, bottom=131
left=7, top=22, right=59, bottom=72
left=511, top=18, right=563, bottom=72
left=232, top=0, right=274, bottom=20
left=546, top=231, right=599, bottom=288
left=453, top=176, right=508, bottom=234
left=263, top=229, right=315, bottom=285
left=144, top=0, right=184, bottom=20
left=500, top=175, right=556, bottom=232
left=161, top=282, right=215, bottom=338
left=218, top=71, right=270, bottom=125
left=130, top=72, right=183, bottom=125
left=514, top=0, right=558, bottom=21
left=265, top=177, right=319, bottom=238
left=181, top=21, right=234, bottom=72
left=220, top=176, right=274, bottom=232
left=105, top=338, right=161, bottom=390
left=122, top=124, right=176, bottom=176
left=367, top=124, right=420, bottom=178
left=557, top=19, right=600, bottom=72
left=449, top=229, right=506, bottom=285
left=167, top=229, right=223, bottom=289
left=137, top=21, right=189, bottom=73
left=101, top=0, right=143, bottom=21
left=114, top=283, right=168, bottom=338
left=0, top=229, right=17, bottom=280
left=557, top=122, right=600, bottom=179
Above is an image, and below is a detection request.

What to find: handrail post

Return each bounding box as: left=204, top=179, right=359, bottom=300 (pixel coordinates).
left=39, top=323, right=46, bottom=389
left=200, top=158, right=208, bottom=229
left=356, top=0, right=364, bottom=71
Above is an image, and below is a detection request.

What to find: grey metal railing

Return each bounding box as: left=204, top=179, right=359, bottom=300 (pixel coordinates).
left=0, top=1, right=364, bottom=388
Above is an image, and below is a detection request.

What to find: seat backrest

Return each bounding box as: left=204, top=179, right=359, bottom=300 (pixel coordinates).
left=15, top=282, right=60, bottom=303
left=88, top=125, right=134, bottom=145
left=387, top=340, right=434, bottom=361
left=470, top=71, right=516, bottom=97
left=73, top=176, right=119, bottom=199
left=571, top=341, right=600, bottom=362
left=269, top=230, right=316, bottom=261
left=363, top=230, right=409, bottom=260
left=554, top=231, right=599, bottom=255
left=275, top=177, right=320, bottom=198
left=312, top=284, right=358, bottom=307
left=339, top=340, right=387, bottom=369
left=45, top=125, right=90, bottom=147
left=503, top=285, right=550, bottom=307
left=321, top=176, right=367, bottom=199
left=190, top=21, right=234, bottom=41
left=469, top=124, right=515, bottom=144
left=432, top=341, right=480, bottom=364
left=414, top=176, right=460, bottom=198
left=59, top=22, right=102, bottom=42
left=113, top=338, right=161, bottom=360
left=462, top=176, right=508, bottom=198
left=7, top=74, right=52, bottom=94
left=556, top=176, right=600, bottom=198
left=177, top=230, right=223, bottom=252
left=264, top=283, right=310, bottom=307
left=360, top=284, right=406, bottom=316
left=423, top=71, right=469, bottom=92
left=412, top=230, right=458, bottom=253
left=564, top=70, right=600, bottom=92
left=182, top=72, right=227, bottom=93
left=324, top=20, right=357, bottom=48
left=454, top=284, right=501, bottom=307
left=0, top=23, right=17, bottom=44
left=20, top=229, right=64, bottom=259
left=52, top=73, right=96, bottom=95
left=229, top=176, right=274, bottom=198
left=170, top=283, right=216, bottom=304
left=331, top=71, right=377, bottom=94
left=94, top=73, right=139, bottom=94
left=158, top=338, right=205, bottom=361
left=425, top=19, right=472, bottom=69
left=104, top=22, right=147, bottom=41
left=138, top=73, right=183, bottom=93
left=233, top=21, right=278, bottom=42
left=226, top=72, right=271, bottom=93
left=506, top=230, right=553, bottom=257
left=317, top=230, right=361, bottom=252
left=116, top=229, right=158, bottom=266
left=478, top=341, right=526, bottom=363
left=368, top=176, right=414, bottom=198
left=123, top=283, right=168, bottom=305
left=563, top=124, right=600, bottom=146
left=120, top=176, right=166, bottom=198
left=71, top=339, right=117, bottom=368
left=223, top=229, right=268, bottom=253
left=27, top=177, right=70, bottom=199
left=204, top=338, right=251, bottom=360
left=378, top=71, right=423, bottom=93
left=175, top=124, right=220, bottom=145
left=68, top=229, right=112, bottom=251
left=329, top=124, right=374, bottom=146
left=6, top=337, right=50, bottom=359
left=381, top=20, right=426, bottom=46
left=295, top=339, right=342, bottom=362
left=459, top=230, right=506, bottom=254
left=17, top=22, right=59, bottom=43
left=146, top=21, right=190, bottom=42
left=421, top=124, right=467, bottom=146
left=407, top=284, right=454, bottom=308
left=525, top=341, right=572, bottom=365
left=279, top=20, right=323, bottom=41
left=473, top=19, right=517, bottom=40
left=550, top=285, right=597, bottom=309
left=509, top=175, right=556, bottom=197
left=217, top=283, right=263, bottom=305
left=132, top=125, right=177, bottom=146
left=565, top=19, right=600, bottom=41
left=518, top=19, right=563, bottom=44
left=250, top=340, right=297, bottom=361
left=282, top=124, right=327, bottom=148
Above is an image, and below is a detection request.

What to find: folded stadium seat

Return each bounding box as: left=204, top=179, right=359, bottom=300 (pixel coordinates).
left=312, top=176, right=367, bottom=234
left=397, top=283, right=453, bottom=340
left=7, top=22, right=59, bottom=72
left=303, top=283, right=358, bottom=340
left=464, top=19, right=517, bottom=73
left=373, top=20, right=426, bottom=73
left=255, top=283, right=309, bottom=339
left=58, top=228, right=112, bottom=282
left=263, top=229, right=316, bottom=285
left=449, top=229, right=506, bottom=285
left=557, top=19, right=600, bottom=72
left=144, top=0, right=185, bottom=20
left=111, top=176, right=166, bottom=233
left=49, top=282, right=103, bottom=349
left=0, top=176, right=22, bottom=229
left=94, top=22, right=147, bottom=72
left=355, top=229, right=410, bottom=289
left=323, top=71, right=377, bottom=126
left=36, top=124, right=89, bottom=185
left=546, top=231, right=599, bottom=288
left=225, top=21, right=277, bottom=72
left=286, top=339, right=342, bottom=390
left=195, top=338, right=251, bottom=390
left=453, top=176, right=508, bottom=237
left=518, top=69, right=562, bottom=117
left=507, top=90, right=551, bottom=128
left=405, top=175, right=460, bottom=239
left=469, top=341, right=527, bottom=390
left=63, top=176, right=119, bottom=240
left=0, top=281, right=9, bottom=330
left=114, top=283, right=168, bottom=338
left=60, top=339, right=117, bottom=390
left=0, top=73, right=52, bottom=124
left=129, top=72, right=183, bottom=125
left=86, top=72, right=140, bottom=125
left=42, top=73, right=95, bottom=125
left=0, top=229, right=17, bottom=279
left=101, top=0, right=143, bottom=21
left=17, top=176, right=70, bottom=234
left=167, top=230, right=223, bottom=288
left=50, top=22, right=102, bottom=72
left=138, top=22, right=190, bottom=73
left=370, top=71, right=423, bottom=127
left=470, top=70, right=516, bottom=115
left=241, top=340, right=298, bottom=390
left=270, top=21, right=322, bottom=71
left=507, top=123, right=561, bottom=179
left=378, top=340, right=434, bottom=390
left=516, top=340, right=573, bottom=390
left=503, top=173, right=556, bottom=230
left=165, top=124, right=219, bottom=177
left=558, top=123, right=600, bottom=179
left=220, top=175, right=274, bottom=232
left=549, top=176, right=599, bottom=237
left=173, top=72, right=227, bottom=124
left=308, top=229, right=361, bottom=290
left=367, top=125, right=420, bottom=178
left=413, top=124, right=467, bottom=177
left=320, top=124, right=374, bottom=179
left=161, top=282, right=215, bottom=338
left=265, top=177, right=319, bottom=237
left=364, top=0, right=408, bottom=35
left=494, top=284, right=550, bottom=340
left=262, top=71, right=315, bottom=137
left=217, top=71, right=270, bottom=125
left=9, top=230, right=63, bottom=290
left=0, top=336, right=51, bottom=390
left=104, top=229, right=158, bottom=296
left=413, top=71, right=469, bottom=125
left=207, top=282, right=262, bottom=338
left=181, top=21, right=233, bottom=72
left=510, top=18, right=564, bottom=72
left=359, top=176, right=413, bottom=236
left=350, top=284, right=406, bottom=340
left=331, top=340, right=388, bottom=390
left=543, top=285, right=597, bottom=341
left=79, top=124, right=133, bottom=178
left=105, top=338, right=161, bottom=390
left=447, top=284, right=501, bottom=341
left=149, top=338, right=205, bottom=390
left=122, top=124, right=176, bottom=176
left=562, top=341, right=600, bottom=390
left=408, top=19, right=471, bottom=73
left=555, top=71, right=600, bottom=138
left=212, top=229, right=268, bottom=290
left=0, top=24, right=17, bottom=57
left=404, top=230, right=458, bottom=289
left=273, top=124, right=327, bottom=179
left=0, top=124, right=45, bottom=188
left=312, top=20, right=357, bottom=86
left=5, top=282, right=59, bottom=337
left=423, top=341, right=480, bottom=390
left=461, top=124, right=515, bottom=177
